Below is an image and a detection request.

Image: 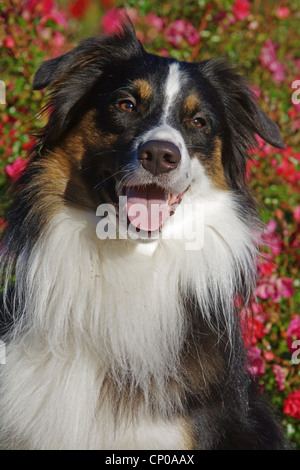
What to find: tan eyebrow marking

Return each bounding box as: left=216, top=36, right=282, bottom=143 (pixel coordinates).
left=132, top=79, right=153, bottom=100
left=184, top=93, right=201, bottom=114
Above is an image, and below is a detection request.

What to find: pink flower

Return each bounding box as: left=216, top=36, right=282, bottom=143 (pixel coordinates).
left=166, top=20, right=200, bottom=48
left=269, top=60, right=286, bottom=83
left=294, top=59, right=300, bottom=71
left=232, top=0, right=251, bottom=21
left=247, top=346, right=265, bottom=376
left=286, top=316, right=300, bottom=355
left=101, top=8, right=126, bottom=33
left=5, top=157, right=27, bottom=182
left=264, top=350, right=275, bottom=361
left=50, top=31, right=66, bottom=52
left=259, top=40, right=286, bottom=83
left=26, top=0, right=68, bottom=28
left=266, top=219, right=277, bottom=233
left=40, top=11, right=68, bottom=28
left=291, top=119, right=300, bottom=132
left=27, top=0, right=54, bottom=15
left=146, top=13, right=164, bottom=32
left=40, top=0, right=55, bottom=14
left=276, top=7, right=290, bottom=19
left=258, top=260, right=276, bottom=277
left=4, top=36, right=15, bottom=49
left=260, top=39, right=277, bottom=68
left=254, top=134, right=266, bottom=149
left=275, top=150, right=300, bottom=186
left=256, top=276, right=294, bottom=303
left=262, top=220, right=283, bottom=256
left=277, top=278, right=295, bottom=298
left=273, top=365, right=286, bottom=391
left=240, top=306, right=269, bottom=347
left=186, top=25, right=200, bottom=46
left=166, top=19, right=185, bottom=46
left=293, top=205, right=300, bottom=223
left=283, top=390, right=300, bottom=420
left=101, top=8, right=137, bottom=34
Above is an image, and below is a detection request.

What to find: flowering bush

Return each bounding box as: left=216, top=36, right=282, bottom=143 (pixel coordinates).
left=0, top=0, right=299, bottom=448
left=0, top=0, right=70, bottom=217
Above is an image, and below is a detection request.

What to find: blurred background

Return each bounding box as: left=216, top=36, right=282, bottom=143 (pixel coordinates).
left=0, top=0, right=299, bottom=448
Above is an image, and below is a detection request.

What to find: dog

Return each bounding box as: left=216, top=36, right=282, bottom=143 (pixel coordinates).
left=0, top=22, right=289, bottom=449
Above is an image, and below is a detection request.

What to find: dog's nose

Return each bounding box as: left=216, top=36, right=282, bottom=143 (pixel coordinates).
left=138, top=140, right=181, bottom=175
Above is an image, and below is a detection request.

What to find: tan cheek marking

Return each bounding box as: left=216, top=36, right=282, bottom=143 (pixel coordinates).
left=34, top=149, right=94, bottom=213
left=34, top=109, right=116, bottom=213
left=184, top=94, right=201, bottom=115
left=27, top=155, right=72, bottom=228
left=78, top=109, right=118, bottom=150
left=200, top=137, right=228, bottom=190
left=133, top=79, right=153, bottom=100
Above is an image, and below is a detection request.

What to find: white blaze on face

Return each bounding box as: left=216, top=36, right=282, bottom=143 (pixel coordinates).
left=125, top=62, right=192, bottom=235
left=162, top=62, right=182, bottom=124
left=133, top=61, right=191, bottom=190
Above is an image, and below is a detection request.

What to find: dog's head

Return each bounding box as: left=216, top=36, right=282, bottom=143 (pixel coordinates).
left=33, top=23, right=284, bottom=241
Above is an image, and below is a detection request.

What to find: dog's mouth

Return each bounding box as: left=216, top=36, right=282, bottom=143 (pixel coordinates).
left=97, top=174, right=187, bottom=233
left=124, top=184, right=187, bottom=232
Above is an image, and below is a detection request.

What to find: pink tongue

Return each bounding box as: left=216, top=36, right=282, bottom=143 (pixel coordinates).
left=126, top=185, right=171, bottom=232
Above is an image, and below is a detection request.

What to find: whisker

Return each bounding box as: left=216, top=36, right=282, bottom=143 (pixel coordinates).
left=115, top=165, right=138, bottom=193
left=92, top=149, right=118, bottom=158
left=94, top=163, right=135, bottom=191
left=94, top=171, right=123, bottom=191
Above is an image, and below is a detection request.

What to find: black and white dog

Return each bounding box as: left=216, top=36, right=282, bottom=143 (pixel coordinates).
left=0, top=23, right=288, bottom=449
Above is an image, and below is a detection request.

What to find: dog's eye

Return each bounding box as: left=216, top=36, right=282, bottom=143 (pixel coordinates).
left=190, top=117, right=206, bottom=128
left=119, top=99, right=136, bottom=112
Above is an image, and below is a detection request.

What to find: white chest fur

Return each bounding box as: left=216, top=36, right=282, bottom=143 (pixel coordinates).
left=0, top=185, right=257, bottom=449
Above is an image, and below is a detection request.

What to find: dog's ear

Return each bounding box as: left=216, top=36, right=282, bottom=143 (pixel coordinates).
left=33, top=50, right=84, bottom=91
left=32, top=22, right=142, bottom=143
left=32, top=36, right=110, bottom=93
left=254, top=106, right=284, bottom=149
left=199, top=58, right=284, bottom=150
left=32, top=38, right=107, bottom=143
left=33, top=21, right=139, bottom=91
left=199, top=58, right=284, bottom=191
